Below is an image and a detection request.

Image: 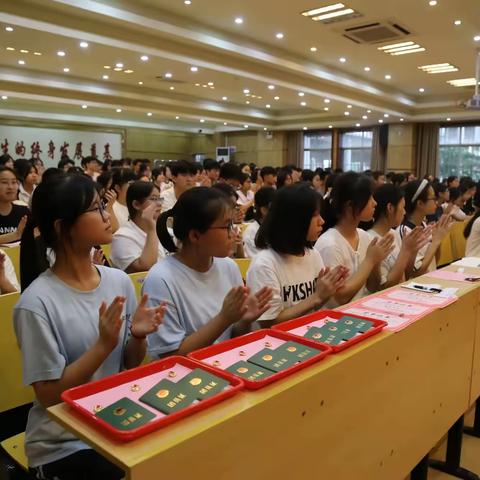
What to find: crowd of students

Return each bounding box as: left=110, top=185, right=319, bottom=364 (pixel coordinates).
left=1, top=150, right=479, bottom=479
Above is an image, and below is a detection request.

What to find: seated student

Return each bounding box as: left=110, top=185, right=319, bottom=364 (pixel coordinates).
left=203, top=159, right=221, bottom=186
left=368, top=184, right=429, bottom=290
left=246, top=183, right=347, bottom=327
left=243, top=187, right=276, bottom=258
left=57, top=157, right=75, bottom=172
left=0, top=166, right=29, bottom=245
left=81, top=156, right=99, bottom=180
left=315, top=172, right=394, bottom=308
left=0, top=249, right=20, bottom=292
left=276, top=168, right=293, bottom=189
left=137, top=161, right=152, bottom=181
left=144, top=187, right=272, bottom=357
left=14, top=158, right=39, bottom=206
left=286, top=165, right=302, bottom=183
left=111, top=167, right=137, bottom=227
left=236, top=173, right=254, bottom=209
left=110, top=181, right=165, bottom=272
left=161, top=160, right=196, bottom=212
left=443, top=187, right=467, bottom=221
left=152, top=166, right=170, bottom=192
left=447, top=175, right=460, bottom=189
left=0, top=153, right=14, bottom=169
left=464, top=188, right=480, bottom=256
left=399, top=179, right=452, bottom=275
left=459, top=177, right=477, bottom=215
left=218, top=163, right=243, bottom=189
left=15, top=173, right=165, bottom=480
left=260, top=166, right=277, bottom=188
left=427, top=183, right=449, bottom=222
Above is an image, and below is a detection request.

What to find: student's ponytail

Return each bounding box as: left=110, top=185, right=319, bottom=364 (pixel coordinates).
left=156, top=209, right=177, bottom=253
left=464, top=189, right=480, bottom=238
left=20, top=219, right=49, bottom=292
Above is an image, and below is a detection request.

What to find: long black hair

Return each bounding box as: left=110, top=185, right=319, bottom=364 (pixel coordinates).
left=464, top=187, right=480, bottom=239
left=373, top=184, right=404, bottom=224
left=256, top=182, right=322, bottom=255
left=126, top=181, right=158, bottom=219
left=20, top=174, right=96, bottom=291
left=156, top=187, right=231, bottom=253
left=404, top=180, right=431, bottom=216
left=253, top=187, right=276, bottom=223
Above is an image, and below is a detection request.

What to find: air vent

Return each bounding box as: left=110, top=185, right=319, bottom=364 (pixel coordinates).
left=343, top=21, right=411, bottom=44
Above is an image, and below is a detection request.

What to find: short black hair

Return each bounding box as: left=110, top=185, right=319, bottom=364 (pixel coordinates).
left=81, top=156, right=97, bottom=168
left=219, top=163, right=242, bottom=181
left=170, top=160, right=197, bottom=176
left=58, top=158, right=75, bottom=169
left=260, top=166, right=276, bottom=179
left=373, top=184, right=404, bottom=223
left=204, top=159, right=220, bottom=171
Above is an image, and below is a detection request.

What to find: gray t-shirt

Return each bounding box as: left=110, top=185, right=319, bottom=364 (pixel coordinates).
left=144, top=255, right=243, bottom=357
left=14, top=266, right=137, bottom=468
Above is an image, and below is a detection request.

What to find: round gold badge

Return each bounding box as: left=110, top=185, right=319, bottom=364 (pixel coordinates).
left=93, top=404, right=103, bottom=413
left=189, top=377, right=202, bottom=386
left=156, top=389, right=170, bottom=399
left=113, top=407, right=127, bottom=416
left=262, top=354, right=273, bottom=361
left=168, top=371, right=176, bottom=378
left=237, top=367, right=249, bottom=374
left=264, top=341, right=272, bottom=347
left=130, top=384, right=141, bottom=392
left=239, top=350, right=246, bottom=356
left=213, top=360, right=221, bottom=367
left=313, top=333, right=322, bottom=339
left=287, top=346, right=297, bottom=352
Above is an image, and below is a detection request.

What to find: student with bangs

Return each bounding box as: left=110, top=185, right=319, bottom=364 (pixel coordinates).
left=160, top=159, right=197, bottom=212
left=315, top=172, right=394, bottom=307
left=246, top=183, right=348, bottom=327
left=144, top=187, right=272, bottom=357
left=14, top=174, right=165, bottom=479
left=399, top=179, right=452, bottom=275
left=111, top=167, right=138, bottom=227
left=368, top=184, right=429, bottom=290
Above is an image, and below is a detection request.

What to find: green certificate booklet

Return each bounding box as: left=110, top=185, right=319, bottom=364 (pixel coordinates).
left=96, top=397, right=156, bottom=429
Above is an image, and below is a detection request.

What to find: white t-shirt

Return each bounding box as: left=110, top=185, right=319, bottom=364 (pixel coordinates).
left=466, top=216, right=480, bottom=257
left=243, top=221, right=261, bottom=258
left=442, top=203, right=467, bottom=222
left=112, top=201, right=129, bottom=227
left=237, top=190, right=254, bottom=206
left=367, top=229, right=402, bottom=287
left=0, top=248, right=20, bottom=291
left=246, top=248, right=325, bottom=322
left=161, top=188, right=177, bottom=213
left=110, top=220, right=166, bottom=271
left=314, top=227, right=372, bottom=308
left=398, top=221, right=436, bottom=273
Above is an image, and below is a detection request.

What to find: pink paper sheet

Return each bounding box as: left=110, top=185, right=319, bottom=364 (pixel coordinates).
left=425, top=270, right=480, bottom=283
left=384, top=288, right=457, bottom=308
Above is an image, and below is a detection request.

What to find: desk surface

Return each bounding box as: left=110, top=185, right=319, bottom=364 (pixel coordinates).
left=49, top=264, right=480, bottom=480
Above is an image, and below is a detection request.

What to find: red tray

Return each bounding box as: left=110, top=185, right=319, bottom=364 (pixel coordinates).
left=188, top=329, right=331, bottom=390
left=272, top=310, right=387, bottom=352
left=61, top=356, right=244, bottom=442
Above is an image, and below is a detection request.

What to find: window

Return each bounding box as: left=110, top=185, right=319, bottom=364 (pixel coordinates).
left=339, top=130, right=373, bottom=172
left=303, top=131, right=332, bottom=170
left=439, top=125, right=480, bottom=179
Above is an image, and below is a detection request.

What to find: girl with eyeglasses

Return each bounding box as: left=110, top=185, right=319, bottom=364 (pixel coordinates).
left=246, top=183, right=348, bottom=327
left=399, top=179, right=452, bottom=276
left=15, top=173, right=165, bottom=479
left=145, top=187, right=272, bottom=357
left=110, top=181, right=165, bottom=272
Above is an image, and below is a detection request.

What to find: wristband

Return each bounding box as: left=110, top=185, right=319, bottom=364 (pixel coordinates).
left=129, top=325, right=146, bottom=340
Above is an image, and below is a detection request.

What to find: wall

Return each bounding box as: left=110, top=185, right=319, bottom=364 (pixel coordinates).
left=386, top=123, right=416, bottom=172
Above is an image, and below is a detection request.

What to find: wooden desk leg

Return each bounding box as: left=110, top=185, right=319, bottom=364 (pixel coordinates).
left=411, top=455, right=429, bottom=480
left=429, top=416, right=480, bottom=480
left=464, top=399, right=480, bottom=438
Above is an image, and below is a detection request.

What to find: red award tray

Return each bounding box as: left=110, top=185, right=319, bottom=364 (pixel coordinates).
left=188, top=329, right=331, bottom=390
left=61, top=355, right=244, bottom=442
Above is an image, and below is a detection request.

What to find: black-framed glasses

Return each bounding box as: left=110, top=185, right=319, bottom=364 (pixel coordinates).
left=208, top=220, right=235, bottom=235
left=84, top=203, right=108, bottom=221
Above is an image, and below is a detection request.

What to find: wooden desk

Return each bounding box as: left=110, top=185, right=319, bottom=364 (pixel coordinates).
left=49, top=272, right=480, bottom=480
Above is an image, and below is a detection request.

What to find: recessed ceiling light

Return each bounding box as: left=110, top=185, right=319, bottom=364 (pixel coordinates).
left=81, top=104, right=88, bottom=109
left=419, top=87, right=425, bottom=92
left=165, top=72, right=173, bottom=78
left=184, top=0, right=192, bottom=4
left=385, top=74, right=392, bottom=80
left=207, top=82, right=214, bottom=86
left=344, top=111, right=350, bottom=116
left=243, top=89, right=250, bottom=94
left=454, top=20, right=462, bottom=26
left=114, top=67, right=122, bottom=71
left=362, top=115, right=368, bottom=119
left=244, top=125, right=249, bottom=128
left=20, top=49, right=29, bottom=53
left=200, top=119, right=205, bottom=123
left=138, top=81, right=143, bottom=85
left=140, top=55, right=149, bottom=61
left=384, top=113, right=389, bottom=118
left=300, top=101, right=307, bottom=106
left=235, top=17, right=244, bottom=24
left=224, top=122, right=228, bottom=125
left=378, top=41, right=426, bottom=56
left=176, top=116, right=180, bottom=119
left=266, top=104, right=271, bottom=108
left=274, top=96, right=280, bottom=100
left=356, top=123, right=361, bottom=127
left=446, top=117, right=451, bottom=121
left=400, top=118, right=404, bottom=122
left=298, top=92, right=305, bottom=97
left=1, top=96, right=8, bottom=100
left=367, top=109, right=372, bottom=113
left=419, top=63, right=458, bottom=74
left=104, top=65, right=111, bottom=69
left=6, top=47, right=15, bottom=51
left=474, top=35, right=480, bottom=42
left=102, top=75, right=109, bottom=79
left=364, top=66, right=371, bottom=72
left=429, top=0, right=437, bottom=5
left=147, top=112, right=153, bottom=116
left=18, top=60, right=25, bottom=65
left=246, top=100, right=250, bottom=104
left=324, top=98, right=331, bottom=103
left=115, top=63, right=124, bottom=68
left=339, top=57, right=347, bottom=63
left=379, top=119, right=384, bottom=123
left=57, top=51, right=66, bottom=57
left=124, top=69, right=134, bottom=74
left=222, top=96, right=228, bottom=100
left=116, top=108, right=122, bottom=112
left=169, top=86, right=175, bottom=90
left=33, top=52, right=42, bottom=55
left=268, top=85, right=275, bottom=90
left=347, top=104, right=352, bottom=109
left=63, top=67, right=70, bottom=72
left=5, top=27, right=13, bottom=32
left=80, top=41, right=89, bottom=48
left=310, top=47, right=318, bottom=52
left=276, top=33, right=284, bottom=39
left=303, top=127, right=308, bottom=130
left=263, top=127, right=268, bottom=131
left=190, top=66, right=198, bottom=72
left=324, top=107, right=329, bottom=111
left=328, top=125, right=333, bottom=129
left=202, top=84, right=208, bottom=88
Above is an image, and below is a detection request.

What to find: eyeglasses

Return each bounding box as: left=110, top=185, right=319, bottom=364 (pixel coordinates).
left=84, top=203, right=108, bottom=221
left=208, top=220, right=236, bottom=236
left=147, top=196, right=163, bottom=203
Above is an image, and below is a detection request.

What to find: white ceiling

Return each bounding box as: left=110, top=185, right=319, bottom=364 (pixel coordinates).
left=0, top=0, right=479, bottom=132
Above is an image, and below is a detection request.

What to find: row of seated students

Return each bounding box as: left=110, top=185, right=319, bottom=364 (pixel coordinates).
left=1, top=153, right=480, bottom=479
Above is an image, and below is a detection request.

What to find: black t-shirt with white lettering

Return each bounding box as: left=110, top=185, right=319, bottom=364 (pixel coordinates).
left=0, top=204, right=29, bottom=238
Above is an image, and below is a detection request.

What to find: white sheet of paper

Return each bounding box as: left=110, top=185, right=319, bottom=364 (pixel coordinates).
left=342, top=307, right=407, bottom=329
left=361, top=297, right=431, bottom=316
left=452, top=257, right=480, bottom=268
left=385, top=289, right=453, bottom=306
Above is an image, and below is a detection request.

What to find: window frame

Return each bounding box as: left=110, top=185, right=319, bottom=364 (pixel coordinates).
left=302, top=129, right=333, bottom=170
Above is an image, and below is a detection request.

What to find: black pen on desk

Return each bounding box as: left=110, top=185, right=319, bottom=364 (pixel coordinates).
left=412, top=284, right=442, bottom=293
